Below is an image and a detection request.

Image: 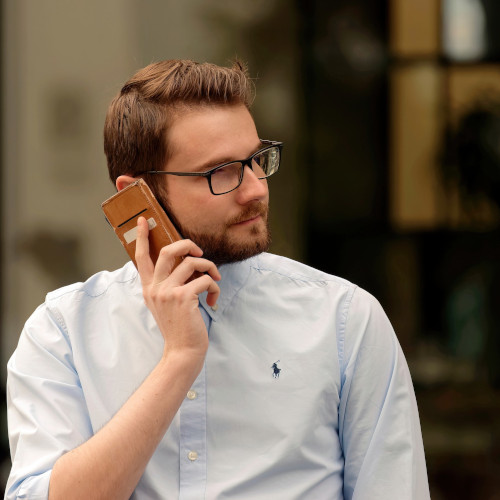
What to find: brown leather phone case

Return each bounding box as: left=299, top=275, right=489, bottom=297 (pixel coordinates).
left=101, top=179, right=182, bottom=268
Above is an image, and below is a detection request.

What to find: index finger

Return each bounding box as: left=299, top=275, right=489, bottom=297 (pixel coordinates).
left=135, top=216, right=155, bottom=284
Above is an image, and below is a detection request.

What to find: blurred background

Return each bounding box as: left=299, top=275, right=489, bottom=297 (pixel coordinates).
left=1, top=0, right=500, bottom=498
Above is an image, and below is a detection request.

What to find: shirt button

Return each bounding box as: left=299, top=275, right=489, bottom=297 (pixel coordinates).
left=188, top=451, right=198, bottom=461
left=211, top=303, right=218, bottom=312
left=186, top=390, right=198, bottom=400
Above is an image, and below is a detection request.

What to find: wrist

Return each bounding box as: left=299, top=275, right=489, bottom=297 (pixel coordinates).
left=158, top=348, right=206, bottom=382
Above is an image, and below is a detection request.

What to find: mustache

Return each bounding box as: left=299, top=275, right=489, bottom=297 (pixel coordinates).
left=228, top=202, right=268, bottom=225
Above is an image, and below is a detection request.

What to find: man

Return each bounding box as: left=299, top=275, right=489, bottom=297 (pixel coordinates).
left=6, top=60, right=430, bottom=499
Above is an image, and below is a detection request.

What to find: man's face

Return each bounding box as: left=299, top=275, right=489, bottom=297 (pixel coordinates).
left=158, top=104, right=271, bottom=265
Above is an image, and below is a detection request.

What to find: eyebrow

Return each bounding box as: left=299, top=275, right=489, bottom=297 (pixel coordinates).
left=190, top=141, right=263, bottom=173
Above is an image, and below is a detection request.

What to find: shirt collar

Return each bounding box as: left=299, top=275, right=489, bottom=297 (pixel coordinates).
left=198, top=255, right=257, bottom=321
left=130, top=255, right=257, bottom=321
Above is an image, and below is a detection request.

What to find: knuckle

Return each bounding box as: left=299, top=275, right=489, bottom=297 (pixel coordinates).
left=170, top=287, right=185, bottom=303
left=202, top=274, right=218, bottom=288
left=148, top=286, right=175, bottom=305
left=183, top=256, right=197, bottom=266
left=159, top=245, right=172, bottom=257
left=148, top=287, right=159, bottom=301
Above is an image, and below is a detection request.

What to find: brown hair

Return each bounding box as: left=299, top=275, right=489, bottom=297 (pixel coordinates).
left=103, top=59, right=254, bottom=196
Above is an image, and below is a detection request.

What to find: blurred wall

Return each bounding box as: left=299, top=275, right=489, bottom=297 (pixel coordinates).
left=2, top=0, right=136, bottom=375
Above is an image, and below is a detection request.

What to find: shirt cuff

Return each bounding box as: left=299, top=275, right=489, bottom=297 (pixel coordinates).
left=12, top=469, right=51, bottom=500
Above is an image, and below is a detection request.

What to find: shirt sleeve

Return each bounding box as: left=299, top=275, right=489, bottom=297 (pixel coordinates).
left=5, top=302, right=93, bottom=500
left=338, top=287, right=430, bottom=500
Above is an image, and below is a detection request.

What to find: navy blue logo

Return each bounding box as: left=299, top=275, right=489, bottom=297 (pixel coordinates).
left=271, top=360, right=281, bottom=378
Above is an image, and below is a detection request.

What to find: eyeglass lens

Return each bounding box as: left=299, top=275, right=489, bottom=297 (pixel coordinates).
left=210, top=146, right=280, bottom=194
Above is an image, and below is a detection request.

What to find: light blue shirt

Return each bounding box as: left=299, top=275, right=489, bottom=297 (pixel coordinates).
left=6, top=253, right=430, bottom=499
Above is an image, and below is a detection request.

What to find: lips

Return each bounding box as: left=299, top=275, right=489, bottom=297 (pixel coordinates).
left=235, top=215, right=261, bottom=225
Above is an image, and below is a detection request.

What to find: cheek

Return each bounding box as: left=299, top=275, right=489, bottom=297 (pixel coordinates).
left=163, top=181, right=202, bottom=221
left=163, top=179, right=235, bottom=231
left=169, top=192, right=224, bottom=230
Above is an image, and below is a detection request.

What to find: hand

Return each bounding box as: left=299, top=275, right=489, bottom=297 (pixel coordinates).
left=135, top=216, right=221, bottom=363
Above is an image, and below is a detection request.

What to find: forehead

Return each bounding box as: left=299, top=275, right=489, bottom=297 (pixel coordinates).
left=166, top=104, right=259, bottom=169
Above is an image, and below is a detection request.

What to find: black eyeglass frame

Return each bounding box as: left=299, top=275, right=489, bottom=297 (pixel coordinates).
left=139, top=139, right=283, bottom=195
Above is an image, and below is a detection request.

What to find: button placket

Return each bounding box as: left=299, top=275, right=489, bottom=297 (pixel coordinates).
left=179, top=364, right=207, bottom=499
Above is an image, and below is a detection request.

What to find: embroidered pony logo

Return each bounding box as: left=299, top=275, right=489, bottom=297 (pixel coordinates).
left=271, top=360, right=281, bottom=378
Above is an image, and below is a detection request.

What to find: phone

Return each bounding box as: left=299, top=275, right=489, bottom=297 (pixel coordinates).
left=101, top=179, right=182, bottom=268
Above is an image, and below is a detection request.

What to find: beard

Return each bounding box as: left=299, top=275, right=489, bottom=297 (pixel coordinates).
left=161, top=199, right=271, bottom=266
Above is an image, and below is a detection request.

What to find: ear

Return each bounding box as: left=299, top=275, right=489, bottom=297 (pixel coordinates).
left=116, top=175, right=137, bottom=192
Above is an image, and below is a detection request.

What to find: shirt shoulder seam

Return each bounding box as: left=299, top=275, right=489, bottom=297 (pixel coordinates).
left=44, top=272, right=138, bottom=338
left=249, top=262, right=351, bottom=286
left=46, top=272, right=138, bottom=302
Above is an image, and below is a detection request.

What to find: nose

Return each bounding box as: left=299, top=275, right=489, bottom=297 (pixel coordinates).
left=236, top=164, right=268, bottom=204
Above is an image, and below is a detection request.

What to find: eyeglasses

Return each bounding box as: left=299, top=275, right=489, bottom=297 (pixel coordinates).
left=141, top=139, right=283, bottom=195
